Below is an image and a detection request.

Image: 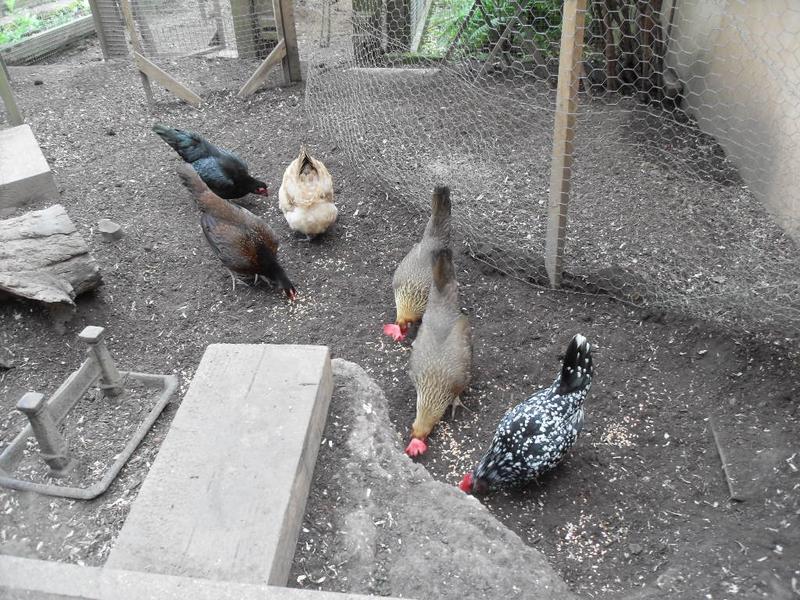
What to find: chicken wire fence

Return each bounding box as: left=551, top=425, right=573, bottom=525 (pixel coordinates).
left=302, top=0, right=800, bottom=337
left=16, top=0, right=290, bottom=94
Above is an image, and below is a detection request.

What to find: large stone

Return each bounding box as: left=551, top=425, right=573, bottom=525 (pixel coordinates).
left=0, top=124, right=58, bottom=216
left=0, top=204, right=102, bottom=306
left=300, top=359, right=576, bottom=600
left=107, top=344, right=334, bottom=587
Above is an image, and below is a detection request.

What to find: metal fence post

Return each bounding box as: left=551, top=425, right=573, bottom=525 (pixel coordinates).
left=17, top=392, right=74, bottom=477
left=79, top=326, right=124, bottom=396
left=544, top=0, right=587, bottom=287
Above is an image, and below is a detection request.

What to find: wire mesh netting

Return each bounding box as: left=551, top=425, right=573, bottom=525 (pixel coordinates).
left=0, top=0, right=97, bottom=66
left=302, top=0, right=800, bottom=337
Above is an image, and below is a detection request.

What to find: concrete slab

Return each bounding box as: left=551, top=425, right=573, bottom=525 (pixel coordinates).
left=107, top=344, right=333, bottom=586
left=0, top=124, right=57, bottom=216
left=0, top=555, right=405, bottom=600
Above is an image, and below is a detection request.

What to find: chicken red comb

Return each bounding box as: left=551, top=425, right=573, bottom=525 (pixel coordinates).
left=383, top=323, right=406, bottom=342
left=459, top=472, right=473, bottom=493
left=405, top=438, right=427, bottom=457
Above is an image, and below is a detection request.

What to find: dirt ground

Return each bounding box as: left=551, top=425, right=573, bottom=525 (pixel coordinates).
left=1, top=16, right=799, bottom=600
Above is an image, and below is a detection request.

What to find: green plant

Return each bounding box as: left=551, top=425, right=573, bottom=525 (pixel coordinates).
left=4, top=0, right=16, bottom=14
left=0, top=0, right=89, bottom=47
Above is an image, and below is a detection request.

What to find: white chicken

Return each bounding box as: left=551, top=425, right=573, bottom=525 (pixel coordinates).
left=278, top=147, right=337, bottom=240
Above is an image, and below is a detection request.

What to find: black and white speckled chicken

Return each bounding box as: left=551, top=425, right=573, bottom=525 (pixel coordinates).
left=459, top=334, right=593, bottom=494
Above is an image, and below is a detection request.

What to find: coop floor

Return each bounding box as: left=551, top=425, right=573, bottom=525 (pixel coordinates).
left=0, top=33, right=798, bottom=600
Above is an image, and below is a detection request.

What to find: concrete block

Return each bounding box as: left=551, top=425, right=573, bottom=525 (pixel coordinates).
left=0, top=124, right=58, bottom=216
left=107, top=344, right=334, bottom=587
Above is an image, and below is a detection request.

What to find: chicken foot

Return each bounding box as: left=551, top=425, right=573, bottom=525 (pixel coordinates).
left=450, top=396, right=473, bottom=419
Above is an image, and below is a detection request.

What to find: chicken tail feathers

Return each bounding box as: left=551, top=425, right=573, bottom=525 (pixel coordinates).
left=429, top=185, right=452, bottom=240
left=431, top=247, right=455, bottom=293
left=298, top=145, right=315, bottom=176
left=558, top=334, right=593, bottom=395
left=153, top=124, right=212, bottom=163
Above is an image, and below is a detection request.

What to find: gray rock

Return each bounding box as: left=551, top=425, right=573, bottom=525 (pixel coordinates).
left=326, top=358, right=577, bottom=600
left=98, top=219, right=123, bottom=241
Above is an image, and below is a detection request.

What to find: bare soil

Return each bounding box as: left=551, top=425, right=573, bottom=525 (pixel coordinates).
left=0, top=27, right=798, bottom=600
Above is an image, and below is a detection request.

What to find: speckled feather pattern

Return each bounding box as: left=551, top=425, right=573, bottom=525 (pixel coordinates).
left=473, top=336, right=593, bottom=489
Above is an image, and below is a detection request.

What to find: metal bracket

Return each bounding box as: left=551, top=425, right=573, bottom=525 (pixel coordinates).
left=0, top=326, right=177, bottom=500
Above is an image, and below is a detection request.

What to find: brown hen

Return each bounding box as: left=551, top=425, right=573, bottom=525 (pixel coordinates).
left=176, top=164, right=297, bottom=300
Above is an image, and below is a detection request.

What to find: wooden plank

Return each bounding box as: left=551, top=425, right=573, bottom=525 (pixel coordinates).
left=87, top=0, right=128, bottom=59
left=107, top=344, right=333, bottom=587
left=275, top=0, right=302, bottom=82
left=0, top=16, right=95, bottom=65
left=544, top=0, right=587, bottom=287
left=0, top=555, right=406, bottom=600
left=118, top=0, right=153, bottom=105
left=0, top=125, right=58, bottom=215
left=477, top=4, right=525, bottom=79
left=410, top=0, right=434, bottom=52
left=238, top=38, right=286, bottom=97
left=134, top=52, right=202, bottom=107
left=0, top=55, right=22, bottom=126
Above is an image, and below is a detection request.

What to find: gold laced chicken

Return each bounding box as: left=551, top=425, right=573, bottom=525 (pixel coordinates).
left=384, top=186, right=451, bottom=342
left=405, top=247, right=472, bottom=457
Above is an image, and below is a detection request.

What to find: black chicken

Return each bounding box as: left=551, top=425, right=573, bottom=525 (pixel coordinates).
left=154, top=124, right=269, bottom=200
left=460, top=334, right=593, bottom=495
left=176, top=164, right=296, bottom=300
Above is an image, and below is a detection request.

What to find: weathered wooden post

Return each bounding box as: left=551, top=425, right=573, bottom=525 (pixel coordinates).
left=273, top=0, right=302, bottom=82
left=87, top=0, right=129, bottom=59
left=0, top=55, right=23, bottom=126
left=544, top=0, right=587, bottom=287
left=231, top=0, right=276, bottom=59
left=237, top=0, right=302, bottom=96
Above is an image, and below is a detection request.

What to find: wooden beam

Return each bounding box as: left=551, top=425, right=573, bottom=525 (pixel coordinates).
left=118, top=0, right=154, bottom=105
left=477, top=4, right=525, bottom=79
left=410, top=0, right=434, bottom=53
left=237, top=39, right=286, bottom=97
left=134, top=52, right=203, bottom=107
left=444, top=0, right=481, bottom=61
left=0, top=555, right=409, bottom=600
left=275, top=0, right=302, bottom=82
left=87, top=0, right=128, bottom=59
left=0, top=56, right=23, bottom=126
left=544, top=0, right=587, bottom=287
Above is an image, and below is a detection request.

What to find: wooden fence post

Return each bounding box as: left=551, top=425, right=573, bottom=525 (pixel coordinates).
left=275, top=0, right=301, bottom=82
left=0, top=55, right=23, bottom=126
left=87, top=0, right=128, bottom=59
left=544, top=0, right=587, bottom=288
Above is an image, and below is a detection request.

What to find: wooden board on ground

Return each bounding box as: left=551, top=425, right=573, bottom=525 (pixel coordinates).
left=0, top=204, right=102, bottom=305
left=0, top=554, right=405, bottom=600
left=0, top=124, right=57, bottom=215
left=710, top=410, right=798, bottom=502
left=107, top=344, right=333, bottom=587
